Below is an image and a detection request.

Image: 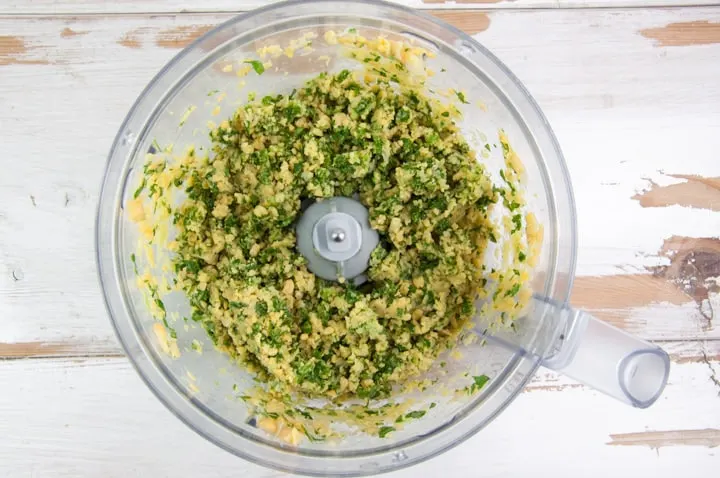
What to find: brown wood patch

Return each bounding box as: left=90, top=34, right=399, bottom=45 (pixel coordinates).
left=60, top=27, right=87, bottom=38
left=0, top=35, right=47, bottom=66
left=640, top=20, right=720, bottom=47
left=0, top=341, right=123, bottom=359
left=431, top=11, right=491, bottom=35
left=652, top=235, right=720, bottom=322
left=155, top=25, right=215, bottom=49
left=572, top=235, right=720, bottom=328
left=0, top=342, right=75, bottom=358
left=118, top=28, right=147, bottom=49
left=608, top=429, right=720, bottom=449
left=571, top=274, right=691, bottom=328
left=633, top=174, right=720, bottom=212
left=118, top=25, right=215, bottom=50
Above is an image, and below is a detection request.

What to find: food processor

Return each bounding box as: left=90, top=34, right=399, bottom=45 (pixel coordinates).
left=96, top=0, right=671, bottom=475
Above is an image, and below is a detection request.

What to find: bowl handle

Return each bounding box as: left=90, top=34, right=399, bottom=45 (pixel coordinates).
left=483, top=296, right=670, bottom=408
left=539, top=299, right=670, bottom=408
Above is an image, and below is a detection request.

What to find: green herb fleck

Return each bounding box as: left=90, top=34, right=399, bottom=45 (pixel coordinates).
left=302, top=425, right=326, bottom=442
left=244, top=60, right=265, bottom=75
left=133, top=177, right=147, bottom=199
left=469, top=374, right=490, bottom=394
left=511, top=213, right=522, bottom=233
left=255, top=300, right=269, bottom=317
left=378, top=426, right=395, bottom=438
left=155, top=298, right=166, bottom=313
left=396, top=108, right=410, bottom=122
left=505, top=283, right=521, bottom=298
left=405, top=410, right=426, bottom=420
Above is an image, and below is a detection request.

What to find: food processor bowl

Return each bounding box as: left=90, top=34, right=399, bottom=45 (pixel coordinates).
left=96, top=0, right=670, bottom=475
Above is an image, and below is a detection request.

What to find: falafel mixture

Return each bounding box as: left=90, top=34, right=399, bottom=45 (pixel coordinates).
left=137, top=69, right=499, bottom=400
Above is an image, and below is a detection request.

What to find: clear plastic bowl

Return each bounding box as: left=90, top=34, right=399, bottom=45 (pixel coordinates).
left=97, top=0, right=578, bottom=475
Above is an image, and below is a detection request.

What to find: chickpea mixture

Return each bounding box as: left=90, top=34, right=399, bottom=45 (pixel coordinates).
left=133, top=69, right=510, bottom=401
left=128, top=30, right=542, bottom=444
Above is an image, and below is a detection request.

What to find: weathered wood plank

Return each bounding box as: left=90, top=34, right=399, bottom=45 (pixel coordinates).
left=0, top=354, right=716, bottom=477
left=2, top=0, right=720, bottom=15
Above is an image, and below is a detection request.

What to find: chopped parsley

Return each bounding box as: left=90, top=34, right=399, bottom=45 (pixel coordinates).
left=468, top=374, right=490, bottom=395
left=405, top=410, right=426, bottom=420
left=244, top=60, right=265, bottom=75
left=378, top=426, right=395, bottom=438
left=455, top=91, right=470, bottom=104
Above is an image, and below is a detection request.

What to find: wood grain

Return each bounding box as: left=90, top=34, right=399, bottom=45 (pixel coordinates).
left=117, top=28, right=145, bottom=48
left=608, top=429, right=720, bottom=449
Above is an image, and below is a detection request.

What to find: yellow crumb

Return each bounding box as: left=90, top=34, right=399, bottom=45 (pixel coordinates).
left=126, top=197, right=145, bottom=222
left=258, top=417, right=278, bottom=434
left=153, top=323, right=180, bottom=358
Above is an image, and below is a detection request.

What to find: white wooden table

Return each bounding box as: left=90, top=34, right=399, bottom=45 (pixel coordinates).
left=1, top=0, right=719, bottom=476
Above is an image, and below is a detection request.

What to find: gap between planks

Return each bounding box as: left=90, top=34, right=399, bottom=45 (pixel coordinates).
left=0, top=341, right=124, bottom=361
left=3, top=1, right=720, bottom=17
